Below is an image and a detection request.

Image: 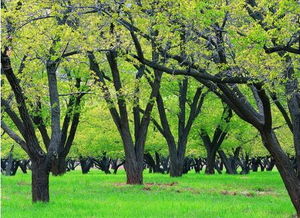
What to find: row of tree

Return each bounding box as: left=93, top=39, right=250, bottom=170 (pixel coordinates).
left=1, top=0, right=299, bottom=215
left=2, top=152, right=281, bottom=176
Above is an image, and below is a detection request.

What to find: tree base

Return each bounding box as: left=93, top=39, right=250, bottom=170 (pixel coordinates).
left=31, top=160, right=50, bottom=202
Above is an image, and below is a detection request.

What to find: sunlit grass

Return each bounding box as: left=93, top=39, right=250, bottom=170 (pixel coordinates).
left=1, top=170, right=294, bottom=218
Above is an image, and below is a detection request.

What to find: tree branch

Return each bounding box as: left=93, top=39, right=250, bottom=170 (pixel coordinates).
left=1, top=98, right=25, bottom=136
left=1, top=120, right=28, bottom=153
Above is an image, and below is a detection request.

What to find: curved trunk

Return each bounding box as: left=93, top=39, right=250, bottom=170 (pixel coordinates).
left=31, top=159, right=49, bottom=202
left=261, top=130, right=300, bottom=216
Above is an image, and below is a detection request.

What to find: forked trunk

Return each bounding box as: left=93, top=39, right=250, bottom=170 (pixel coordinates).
left=31, top=159, right=49, bottom=202
left=261, top=130, right=300, bottom=216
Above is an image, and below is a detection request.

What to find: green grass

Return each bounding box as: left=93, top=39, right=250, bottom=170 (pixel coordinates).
left=1, top=170, right=295, bottom=218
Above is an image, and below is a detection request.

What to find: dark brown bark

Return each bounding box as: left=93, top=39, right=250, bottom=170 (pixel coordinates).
left=200, top=128, right=216, bottom=174
left=285, top=68, right=300, bottom=179
left=169, top=157, right=183, bottom=177
left=261, top=130, right=300, bottom=215
left=31, top=159, right=49, bottom=202
left=218, top=150, right=237, bottom=174
left=155, top=90, right=181, bottom=177
left=1, top=120, right=29, bottom=153
left=2, top=50, right=44, bottom=158
left=1, top=98, right=25, bottom=136
left=49, top=78, right=83, bottom=176
left=205, top=149, right=217, bottom=174
left=2, top=7, right=83, bottom=204
left=124, top=155, right=143, bottom=184
left=79, top=157, right=93, bottom=174
left=45, top=60, right=62, bottom=159
left=111, top=159, right=124, bottom=174
left=287, top=92, right=300, bottom=179
left=51, top=156, right=66, bottom=176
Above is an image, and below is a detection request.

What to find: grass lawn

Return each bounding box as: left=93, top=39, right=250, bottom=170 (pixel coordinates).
left=1, top=170, right=295, bottom=218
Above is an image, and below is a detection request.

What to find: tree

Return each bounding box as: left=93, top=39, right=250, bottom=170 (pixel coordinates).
left=244, top=0, right=300, bottom=179
left=147, top=76, right=206, bottom=176
left=87, top=49, right=161, bottom=184
left=1, top=1, right=89, bottom=201
left=199, top=103, right=232, bottom=174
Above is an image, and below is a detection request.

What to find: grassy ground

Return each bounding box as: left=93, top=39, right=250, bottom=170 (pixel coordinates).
left=1, top=170, right=294, bottom=218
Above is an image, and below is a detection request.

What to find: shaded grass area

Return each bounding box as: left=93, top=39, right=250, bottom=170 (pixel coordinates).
left=1, top=170, right=294, bottom=218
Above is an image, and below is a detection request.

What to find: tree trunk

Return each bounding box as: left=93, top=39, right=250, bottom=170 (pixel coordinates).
left=205, top=149, right=217, bottom=174
left=79, top=157, right=92, bottom=174
left=144, top=153, right=156, bottom=173
left=218, top=150, right=237, bottom=174
left=167, top=140, right=186, bottom=177
left=5, top=152, right=14, bottom=176
left=289, top=94, right=300, bottom=179
left=261, top=130, right=300, bottom=216
left=31, top=159, right=49, bottom=202
left=169, top=157, right=183, bottom=177
left=51, top=156, right=66, bottom=176
left=124, top=159, right=143, bottom=184
left=154, top=152, right=162, bottom=173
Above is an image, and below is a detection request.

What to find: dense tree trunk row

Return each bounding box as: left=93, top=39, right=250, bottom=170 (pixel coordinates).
left=4, top=154, right=280, bottom=176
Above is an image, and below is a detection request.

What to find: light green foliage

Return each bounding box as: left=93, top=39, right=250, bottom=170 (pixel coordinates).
left=0, top=136, right=27, bottom=159
left=1, top=0, right=296, bottom=160
left=144, top=126, right=167, bottom=155
left=69, top=101, right=124, bottom=159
